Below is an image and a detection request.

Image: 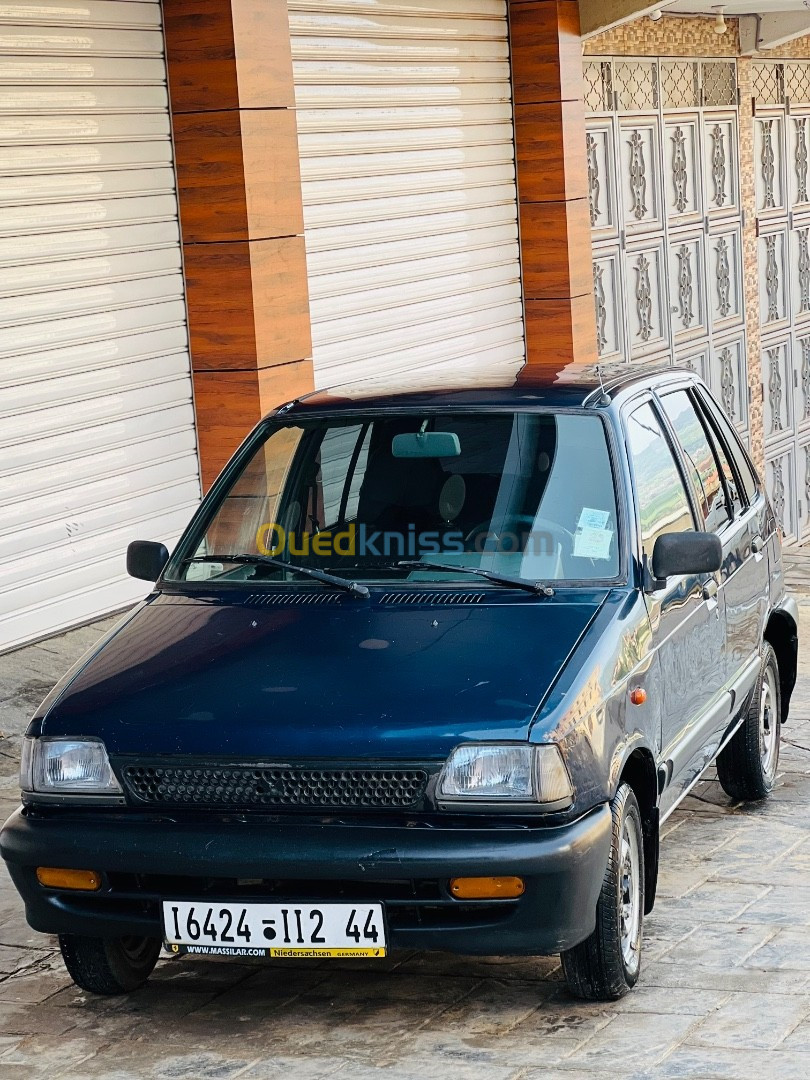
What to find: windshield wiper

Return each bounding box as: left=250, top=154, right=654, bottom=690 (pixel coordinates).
left=182, top=555, right=370, bottom=597
left=397, top=560, right=554, bottom=596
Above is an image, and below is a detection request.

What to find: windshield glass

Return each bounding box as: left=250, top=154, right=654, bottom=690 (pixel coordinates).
left=168, top=411, right=620, bottom=586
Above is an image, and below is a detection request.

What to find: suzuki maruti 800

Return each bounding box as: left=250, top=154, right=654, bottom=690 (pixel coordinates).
left=1, top=366, right=798, bottom=1001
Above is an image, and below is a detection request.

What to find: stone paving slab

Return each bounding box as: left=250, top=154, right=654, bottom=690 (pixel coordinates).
left=0, top=608, right=808, bottom=1077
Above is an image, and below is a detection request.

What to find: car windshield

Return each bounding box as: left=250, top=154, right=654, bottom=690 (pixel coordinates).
left=167, top=410, right=621, bottom=586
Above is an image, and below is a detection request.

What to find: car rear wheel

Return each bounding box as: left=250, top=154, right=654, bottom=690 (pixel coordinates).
left=717, top=643, right=781, bottom=802
left=58, top=934, right=161, bottom=995
left=561, top=783, right=644, bottom=1001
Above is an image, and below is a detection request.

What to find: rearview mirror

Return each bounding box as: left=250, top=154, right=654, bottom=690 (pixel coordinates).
left=391, top=431, right=460, bottom=458
left=127, top=540, right=170, bottom=582
left=650, top=531, right=722, bottom=588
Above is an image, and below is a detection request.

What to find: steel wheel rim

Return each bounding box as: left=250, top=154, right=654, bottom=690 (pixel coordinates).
left=760, top=665, right=779, bottom=779
left=619, top=815, right=642, bottom=974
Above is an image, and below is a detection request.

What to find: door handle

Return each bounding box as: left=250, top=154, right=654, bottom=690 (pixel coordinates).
left=703, top=579, right=718, bottom=602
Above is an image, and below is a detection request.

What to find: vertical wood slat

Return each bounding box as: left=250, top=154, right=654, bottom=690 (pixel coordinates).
left=509, top=0, right=598, bottom=372
left=164, top=0, right=313, bottom=490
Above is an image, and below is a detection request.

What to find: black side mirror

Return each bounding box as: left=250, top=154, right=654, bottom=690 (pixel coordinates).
left=127, top=540, right=170, bottom=582
left=650, top=531, right=722, bottom=588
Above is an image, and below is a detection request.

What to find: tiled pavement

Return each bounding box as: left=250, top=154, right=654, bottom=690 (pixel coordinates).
left=0, top=610, right=808, bottom=1078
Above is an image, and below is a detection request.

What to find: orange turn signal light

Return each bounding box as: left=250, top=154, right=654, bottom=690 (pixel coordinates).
left=36, top=867, right=101, bottom=892
left=449, top=876, right=525, bottom=900
left=630, top=687, right=647, bottom=706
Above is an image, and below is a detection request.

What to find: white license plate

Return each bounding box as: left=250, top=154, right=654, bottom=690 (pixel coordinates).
left=162, top=901, right=386, bottom=958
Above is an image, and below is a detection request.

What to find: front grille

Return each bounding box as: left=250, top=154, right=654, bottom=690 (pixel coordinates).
left=121, top=764, right=430, bottom=810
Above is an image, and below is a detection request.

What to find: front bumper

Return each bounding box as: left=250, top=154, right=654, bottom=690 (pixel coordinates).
left=1, top=804, right=611, bottom=955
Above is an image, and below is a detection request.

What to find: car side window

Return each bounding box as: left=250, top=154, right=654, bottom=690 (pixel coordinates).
left=707, top=422, right=743, bottom=518
left=697, top=389, right=759, bottom=505
left=626, top=401, right=695, bottom=562
left=659, top=390, right=730, bottom=533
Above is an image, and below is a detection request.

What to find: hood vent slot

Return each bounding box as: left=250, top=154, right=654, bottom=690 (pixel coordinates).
left=379, top=591, right=486, bottom=606
left=244, top=592, right=343, bottom=607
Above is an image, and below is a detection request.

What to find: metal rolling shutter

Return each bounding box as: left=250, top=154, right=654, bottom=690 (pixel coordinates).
left=0, top=0, right=201, bottom=652
left=288, top=0, right=525, bottom=388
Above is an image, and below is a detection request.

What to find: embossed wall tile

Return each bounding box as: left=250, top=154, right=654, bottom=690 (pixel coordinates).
left=768, top=345, right=784, bottom=432
left=676, top=244, right=694, bottom=329
left=593, top=262, right=608, bottom=354
left=765, top=233, right=781, bottom=322
left=795, top=117, right=809, bottom=204
left=710, top=123, right=727, bottom=209
left=628, top=129, right=648, bottom=220
left=716, top=236, right=731, bottom=319
left=671, top=126, right=688, bottom=213
left=635, top=252, right=653, bottom=342
left=586, top=131, right=601, bottom=225
left=719, top=346, right=735, bottom=420
left=760, top=118, right=777, bottom=210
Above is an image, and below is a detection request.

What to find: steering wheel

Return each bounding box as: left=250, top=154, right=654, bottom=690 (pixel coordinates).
left=464, top=515, right=573, bottom=554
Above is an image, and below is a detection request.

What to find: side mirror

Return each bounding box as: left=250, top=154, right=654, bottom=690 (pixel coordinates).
left=127, top=540, right=170, bottom=582
left=650, top=531, right=722, bottom=588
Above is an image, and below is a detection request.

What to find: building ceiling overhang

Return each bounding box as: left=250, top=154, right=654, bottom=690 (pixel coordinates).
left=580, top=0, right=810, bottom=53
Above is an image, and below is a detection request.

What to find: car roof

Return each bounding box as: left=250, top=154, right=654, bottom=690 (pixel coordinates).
left=272, top=361, right=694, bottom=416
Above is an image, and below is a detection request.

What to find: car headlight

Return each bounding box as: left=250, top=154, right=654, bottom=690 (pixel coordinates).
left=21, top=737, right=122, bottom=795
left=438, top=744, right=573, bottom=809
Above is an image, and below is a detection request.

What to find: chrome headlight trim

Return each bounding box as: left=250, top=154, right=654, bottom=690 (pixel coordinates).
left=23, top=737, right=123, bottom=797
left=437, top=743, right=573, bottom=811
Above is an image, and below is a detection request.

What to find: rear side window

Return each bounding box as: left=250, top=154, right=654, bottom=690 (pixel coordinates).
left=659, top=390, right=730, bottom=532
left=626, top=402, right=695, bottom=561
left=698, top=389, right=759, bottom=505
left=708, top=423, right=743, bottom=517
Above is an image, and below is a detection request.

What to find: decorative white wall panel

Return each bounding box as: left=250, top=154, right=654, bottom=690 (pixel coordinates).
left=761, top=337, right=792, bottom=440
left=586, top=122, right=619, bottom=242
left=755, top=63, right=810, bottom=541
left=704, top=113, right=739, bottom=219
left=759, top=226, right=790, bottom=331
left=592, top=246, right=625, bottom=362
left=619, top=117, right=662, bottom=235
left=755, top=112, right=787, bottom=219
left=288, top=0, right=524, bottom=388
left=585, top=56, right=748, bottom=442
left=0, top=0, right=200, bottom=652
left=668, top=231, right=707, bottom=346
left=765, top=446, right=795, bottom=540
left=626, top=238, right=669, bottom=359
left=709, top=334, right=747, bottom=432
left=664, top=114, right=701, bottom=225
left=675, top=343, right=709, bottom=383
left=709, top=226, right=743, bottom=333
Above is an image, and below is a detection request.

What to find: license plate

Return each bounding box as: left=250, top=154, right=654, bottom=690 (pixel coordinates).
left=162, top=901, right=387, bottom=958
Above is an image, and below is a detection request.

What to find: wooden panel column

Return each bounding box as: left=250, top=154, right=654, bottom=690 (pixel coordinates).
left=509, top=0, right=598, bottom=372
left=164, top=0, right=313, bottom=489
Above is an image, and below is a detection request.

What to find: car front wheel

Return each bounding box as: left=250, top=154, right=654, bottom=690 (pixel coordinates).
left=561, top=782, right=644, bottom=1001
left=58, top=934, right=161, bottom=995
left=717, top=642, right=781, bottom=802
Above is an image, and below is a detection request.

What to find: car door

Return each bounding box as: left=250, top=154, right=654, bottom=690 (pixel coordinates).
left=694, top=388, right=769, bottom=707
left=624, top=397, right=728, bottom=816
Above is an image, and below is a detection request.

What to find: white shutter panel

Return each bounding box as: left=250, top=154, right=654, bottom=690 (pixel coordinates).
left=288, top=0, right=525, bottom=388
left=0, top=0, right=201, bottom=652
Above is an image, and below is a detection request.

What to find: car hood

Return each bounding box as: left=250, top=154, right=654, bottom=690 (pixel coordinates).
left=38, top=590, right=609, bottom=760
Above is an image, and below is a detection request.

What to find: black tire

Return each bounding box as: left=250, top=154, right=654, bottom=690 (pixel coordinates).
left=58, top=934, right=161, bottom=995
left=717, top=642, right=781, bottom=802
left=561, top=783, right=644, bottom=1002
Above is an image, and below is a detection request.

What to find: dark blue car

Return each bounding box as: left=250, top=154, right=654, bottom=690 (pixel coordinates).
left=1, top=366, right=798, bottom=1002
